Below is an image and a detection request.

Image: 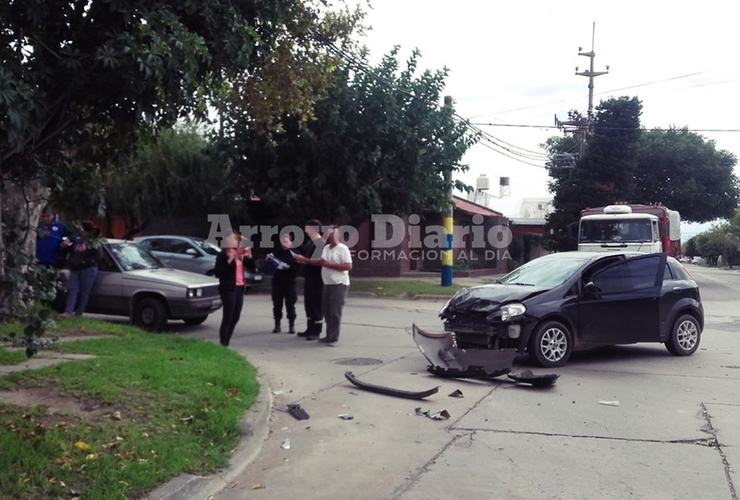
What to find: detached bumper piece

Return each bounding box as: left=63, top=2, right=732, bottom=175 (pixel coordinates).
left=412, top=323, right=516, bottom=378
left=507, top=369, right=559, bottom=387
left=344, top=371, right=439, bottom=400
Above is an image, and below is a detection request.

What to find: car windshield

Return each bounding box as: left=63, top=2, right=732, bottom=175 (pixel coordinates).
left=194, top=238, right=221, bottom=256
left=580, top=219, right=652, bottom=243
left=108, top=243, right=163, bottom=271
left=499, top=255, right=590, bottom=288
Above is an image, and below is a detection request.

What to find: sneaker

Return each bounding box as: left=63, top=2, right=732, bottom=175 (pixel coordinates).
left=318, top=337, right=337, bottom=344
left=58, top=312, right=72, bottom=318
left=305, top=335, right=319, bottom=341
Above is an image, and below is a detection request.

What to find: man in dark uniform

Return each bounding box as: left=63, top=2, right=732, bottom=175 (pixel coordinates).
left=271, top=234, right=299, bottom=333
left=299, top=219, right=326, bottom=341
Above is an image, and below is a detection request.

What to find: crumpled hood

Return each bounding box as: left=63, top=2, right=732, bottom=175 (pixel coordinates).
left=441, top=284, right=550, bottom=317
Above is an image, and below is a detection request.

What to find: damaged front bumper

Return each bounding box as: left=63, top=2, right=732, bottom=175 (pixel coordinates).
left=412, top=323, right=516, bottom=378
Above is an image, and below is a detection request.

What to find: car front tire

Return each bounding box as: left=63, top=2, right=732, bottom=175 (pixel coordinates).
left=528, top=320, right=572, bottom=368
left=133, top=297, right=168, bottom=332
left=665, top=314, right=700, bottom=356
left=183, top=315, right=208, bottom=326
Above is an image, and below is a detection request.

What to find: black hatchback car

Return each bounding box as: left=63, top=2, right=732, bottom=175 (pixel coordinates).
left=438, top=252, right=703, bottom=368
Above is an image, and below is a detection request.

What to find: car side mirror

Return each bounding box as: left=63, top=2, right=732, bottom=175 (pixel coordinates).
left=186, top=248, right=198, bottom=256
left=583, top=281, right=599, bottom=297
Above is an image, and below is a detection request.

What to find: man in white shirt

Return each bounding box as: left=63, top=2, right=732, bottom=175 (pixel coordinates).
left=294, top=225, right=352, bottom=345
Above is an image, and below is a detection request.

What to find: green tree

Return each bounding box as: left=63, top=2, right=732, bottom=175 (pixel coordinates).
left=222, top=48, right=478, bottom=225
left=633, top=128, right=739, bottom=222
left=0, top=0, right=362, bottom=328
left=694, top=224, right=738, bottom=267
left=545, top=97, right=643, bottom=251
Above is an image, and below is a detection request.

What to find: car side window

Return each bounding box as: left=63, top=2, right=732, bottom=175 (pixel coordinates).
left=592, top=255, right=662, bottom=293
left=170, top=240, right=195, bottom=255
left=143, top=238, right=167, bottom=252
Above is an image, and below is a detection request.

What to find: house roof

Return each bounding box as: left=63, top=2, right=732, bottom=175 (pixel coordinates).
left=453, top=195, right=503, bottom=217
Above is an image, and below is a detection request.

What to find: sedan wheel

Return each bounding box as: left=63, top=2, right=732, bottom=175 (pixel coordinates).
left=133, top=297, right=168, bottom=332
left=528, top=320, right=572, bottom=368
left=665, top=314, right=700, bottom=356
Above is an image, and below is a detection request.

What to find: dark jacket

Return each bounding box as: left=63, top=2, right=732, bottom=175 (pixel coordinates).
left=301, top=237, right=326, bottom=281
left=271, top=247, right=298, bottom=284
left=214, top=251, right=255, bottom=292
left=65, top=238, right=103, bottom=271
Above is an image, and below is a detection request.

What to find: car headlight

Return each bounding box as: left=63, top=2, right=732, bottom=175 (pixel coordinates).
left=500, top=303, right=526, bottom=321
left=187, top=288, right=203, bottom=298
left=439, top=298, right=452, bottom=315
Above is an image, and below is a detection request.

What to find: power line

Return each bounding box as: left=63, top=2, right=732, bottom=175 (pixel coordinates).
left=471, top=122, right=740, bottom=133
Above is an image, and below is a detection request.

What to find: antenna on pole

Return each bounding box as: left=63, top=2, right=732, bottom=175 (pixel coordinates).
left=576, top=22, right=609, bottom=128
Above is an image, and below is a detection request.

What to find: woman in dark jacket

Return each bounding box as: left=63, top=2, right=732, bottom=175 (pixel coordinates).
left=60, top=221, right=103, bottom=317
left=214, top=232, right=254, bottom=347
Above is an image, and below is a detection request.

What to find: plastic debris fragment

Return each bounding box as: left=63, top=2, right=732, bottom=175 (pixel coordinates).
left=448, top=389, right=464, bottom=398
left=598, top=400, right=620, bottom=407
left=281, top=439, right=291, bottom=450
left=287, top=404, right=310, bottom=420
left=338, top=414, right=354, bottom=420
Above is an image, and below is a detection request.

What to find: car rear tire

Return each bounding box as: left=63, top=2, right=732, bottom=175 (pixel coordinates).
left=665, top=314, right=700, bottom=356
left=133, top=297, right=168, bottom=332
left=183, top=315, right=208, bottom=326
left=528, top=320, right=572, bottom=368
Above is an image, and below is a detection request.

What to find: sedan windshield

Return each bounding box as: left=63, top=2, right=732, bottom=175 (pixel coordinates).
left=499, top=255, right=590, bottom=288
left=108, top=243, right=163, bottom=271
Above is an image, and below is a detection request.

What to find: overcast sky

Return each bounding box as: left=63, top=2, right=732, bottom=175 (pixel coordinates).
left=357, top=0, right=740, bottom=204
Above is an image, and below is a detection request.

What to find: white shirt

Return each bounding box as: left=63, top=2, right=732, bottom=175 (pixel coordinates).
left=321, top=243, right=352, bottom=285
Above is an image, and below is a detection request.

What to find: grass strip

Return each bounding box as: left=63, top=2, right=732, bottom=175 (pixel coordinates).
left=0, top=318, right=258, bottom=500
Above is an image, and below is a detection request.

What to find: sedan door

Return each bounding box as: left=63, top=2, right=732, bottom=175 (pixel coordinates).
left=578, top=254, right=665, bottom=345
left=86, top=250, right=125, bottom=315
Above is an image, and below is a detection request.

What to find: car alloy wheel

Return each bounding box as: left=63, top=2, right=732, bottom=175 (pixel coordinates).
left=529, top=320, right=572, bottom=368
left=665, top=314, right=700, bottom=356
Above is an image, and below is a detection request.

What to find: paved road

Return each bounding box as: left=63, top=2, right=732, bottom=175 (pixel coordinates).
left=154, top=266, right=740, bottom=500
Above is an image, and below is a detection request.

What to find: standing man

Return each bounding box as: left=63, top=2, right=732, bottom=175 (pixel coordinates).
left=298, top=220, right=326, bottom=341
left=295, top=225, right=352, bottom=345
left=270, top=234, right=299, bottom=334
left=37, top=206, right=70, bottom=267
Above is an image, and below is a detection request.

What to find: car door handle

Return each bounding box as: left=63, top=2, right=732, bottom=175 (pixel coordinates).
left=671, top=287, right=682, bottom=293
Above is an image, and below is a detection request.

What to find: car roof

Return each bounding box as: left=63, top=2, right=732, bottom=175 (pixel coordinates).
left=135, top=235, right=204, bottom=242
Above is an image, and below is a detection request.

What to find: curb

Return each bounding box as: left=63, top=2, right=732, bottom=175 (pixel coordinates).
left=145, top=373, right=273, bottom=500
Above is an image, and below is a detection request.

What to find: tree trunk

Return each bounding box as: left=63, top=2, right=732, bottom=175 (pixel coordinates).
left=0, top=177, right=50, bottom=314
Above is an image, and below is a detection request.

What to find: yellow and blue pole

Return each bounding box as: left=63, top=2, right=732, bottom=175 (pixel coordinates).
left=441, top=95, right=454, bottom=287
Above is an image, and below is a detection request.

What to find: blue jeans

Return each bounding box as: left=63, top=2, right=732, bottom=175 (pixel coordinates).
left=219, top=287, right=244, bottom=346
left=65, top=266, right=99, bottom=316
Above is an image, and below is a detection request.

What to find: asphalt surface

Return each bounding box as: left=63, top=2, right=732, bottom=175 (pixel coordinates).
left=144, top=268, right=740, bottom=500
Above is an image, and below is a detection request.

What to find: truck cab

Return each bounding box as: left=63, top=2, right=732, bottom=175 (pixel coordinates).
left=578, top=205, right=663, bottom=254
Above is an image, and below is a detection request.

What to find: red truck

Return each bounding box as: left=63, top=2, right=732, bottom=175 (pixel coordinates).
left=577, top=204, right=681, bottom=257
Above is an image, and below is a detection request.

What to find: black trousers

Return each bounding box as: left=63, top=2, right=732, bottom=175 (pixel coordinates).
left=303, top=278, right=324, bottom=334
left=272, top=278, right=297, bottom=321
left=219, top=286, right=244, bottom=346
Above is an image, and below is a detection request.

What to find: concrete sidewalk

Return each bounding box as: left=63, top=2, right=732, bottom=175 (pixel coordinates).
left=146, top=284, right=740, bottom=500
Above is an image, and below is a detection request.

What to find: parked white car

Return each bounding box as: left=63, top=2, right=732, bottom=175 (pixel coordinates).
left=57, top=240, right=222, bottom=331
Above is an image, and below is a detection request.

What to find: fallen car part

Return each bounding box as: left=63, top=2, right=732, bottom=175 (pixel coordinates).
left=287, top=404, right=310, bottom=420
left=414, top=407, right=451, bottom=420
left=338, top=414, right=354, bottom=420
left=448, top=389, right=464, bottom=398
left=344, top=371, right=439, bottom=400
left=506, top=369, right=559, bottom=387
left=281, top=438, right=291, bottom=450
left=412, top=323, right=516, bottom=378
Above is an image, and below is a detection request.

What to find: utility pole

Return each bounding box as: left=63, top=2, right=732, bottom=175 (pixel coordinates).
left=575, top=22, right=609, bottom=133
left=554, top=22, right=609, bottom=154
left=441, top=95, right=454, bottom=287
